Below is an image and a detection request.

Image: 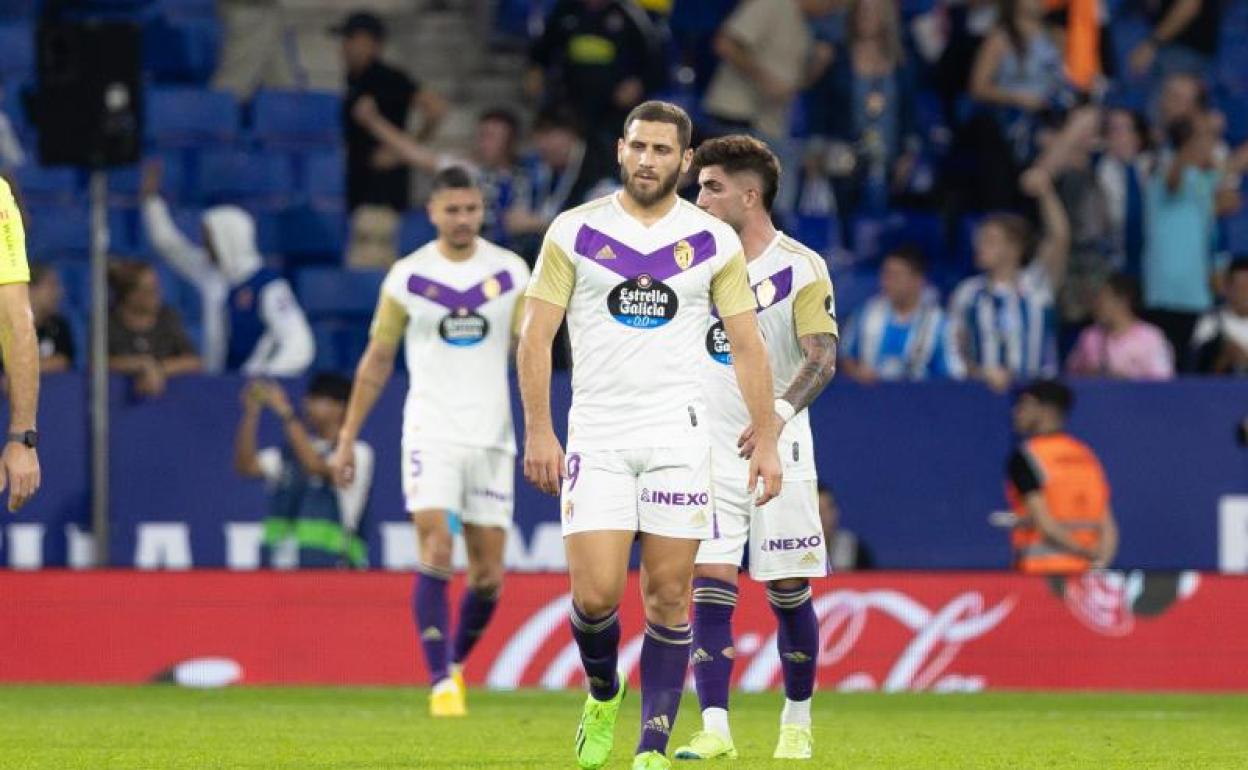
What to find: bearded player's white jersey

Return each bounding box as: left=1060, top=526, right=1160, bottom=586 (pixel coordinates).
left=526, top=192, right=756, bottom=452
left=702, top=232, right=837, bottom=482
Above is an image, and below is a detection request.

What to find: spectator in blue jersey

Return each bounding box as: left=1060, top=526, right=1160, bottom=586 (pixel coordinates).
left=948, top=165, right=1071, bottom=392
left=234, top=374, right=374, bottom=569
left=140, top=161, right=315, bottom=377
left=841, top=245, right=962, bottom=382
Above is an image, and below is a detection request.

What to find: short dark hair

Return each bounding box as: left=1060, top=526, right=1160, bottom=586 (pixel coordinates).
left=1017, top=379, right=1074, bottom=417
left=691, top=134, right=781, bottom=211
left=1110, top=107, right=1153, bottom=153
left=1102, top=273, right=1141, bottom=315
left=479, top=107, right=520, bottom=136
left=306, top=372, right=352, bottom=404
left=1227, top=257, right=1248, bottom=279
left=533, top=104, right=582, bottom=137
left=981, top=212, right=1034, bottom=261
left=623, top=100, right=693, bottom=152
left=431, top=165, right=478, bottom=194
left=883, top=244, right=927, bottom=275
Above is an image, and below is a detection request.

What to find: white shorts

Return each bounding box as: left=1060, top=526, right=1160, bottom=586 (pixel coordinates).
left=402, top=440, right=514, bottom=529
left=696, top=477, right=828, bottom=581
left=560, top=445, right=714, bottom=539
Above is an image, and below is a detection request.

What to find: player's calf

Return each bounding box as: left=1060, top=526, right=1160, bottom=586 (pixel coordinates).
left=766, top=580, right=817, bottom=736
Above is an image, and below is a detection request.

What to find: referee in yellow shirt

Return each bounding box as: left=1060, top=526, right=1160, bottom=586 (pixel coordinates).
left=0, top=177, right=41, bottom=511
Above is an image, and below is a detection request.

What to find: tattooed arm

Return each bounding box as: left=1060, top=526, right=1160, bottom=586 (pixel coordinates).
left=782, top=332, right=838, bottom=412
left=737, top=332, right=838, bottom=459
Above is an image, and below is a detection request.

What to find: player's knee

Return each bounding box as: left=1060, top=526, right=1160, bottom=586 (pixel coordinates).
left=571, top=589, right=620, bottom=620
left=419, top=532, right=453, bottom=569
left=768, top=577, right=809, bottom=592
left=467, top=569, right=502, bottom=598
left=643, top=581, right=691, bottom=624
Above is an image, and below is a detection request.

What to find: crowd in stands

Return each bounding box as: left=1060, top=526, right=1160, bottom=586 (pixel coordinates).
left=2, top=0, right=1247, bottom=390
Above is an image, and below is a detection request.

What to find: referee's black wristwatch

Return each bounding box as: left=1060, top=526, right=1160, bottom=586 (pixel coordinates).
left=6, top=430, right=38, bottom=449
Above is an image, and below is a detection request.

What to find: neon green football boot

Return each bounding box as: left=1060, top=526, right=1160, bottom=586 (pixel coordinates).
left=574, top=677, right=627, bottom=769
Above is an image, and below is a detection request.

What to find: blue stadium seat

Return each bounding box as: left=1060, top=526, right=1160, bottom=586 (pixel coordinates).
left=146, top=88, right=239, bottom=148
left=52, top=261, right=91, bottom=312
left=251, top=90, right=342, bottom=149
left=144, top=16, right=222, bottom=84
left=157, top=0, right=216, bottom=16
left=300, top=149, right=345, bottom=204
left=136, top=204, right=203, bottom=259
left=398, top=210, right=437, bottom=254
left=296, top=267, right=383, bottom=318
left=829, top=261, right=882, bottom=321
left=107, top=152, right=189, bottom=204
left=109, top=206, right=141, bottom=255
left=309, top=319, right=369, bottom=372
left=274, top=204, right=347, bottom=263
left=0, top=23, right=33, bottom=78
left=0, top=0, right=36, bottom=20
left=12, top=165, right=82, bottom=204
left=26, top=203, right=91, bottom=261
left=196, top=148, right=294, bottom=207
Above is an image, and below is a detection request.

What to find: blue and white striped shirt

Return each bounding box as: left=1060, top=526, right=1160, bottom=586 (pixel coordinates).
left=843, top=294, right=961, bottom=381
left=947, top=262, right=1058, bottom=378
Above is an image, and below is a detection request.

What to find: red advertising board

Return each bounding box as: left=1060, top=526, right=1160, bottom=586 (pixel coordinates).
left=1, top=571, right=1245, bottom=690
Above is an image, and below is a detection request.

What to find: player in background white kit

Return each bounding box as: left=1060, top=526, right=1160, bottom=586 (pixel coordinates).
left=517, top=103, right=783, bottom=770
left=674, top=135, right=838, bottom=762
left=329, top=167, right=530, bottom=718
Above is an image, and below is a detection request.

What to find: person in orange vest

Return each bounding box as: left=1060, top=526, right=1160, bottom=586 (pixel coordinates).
left=1005, top=379, right=1118, bottom=573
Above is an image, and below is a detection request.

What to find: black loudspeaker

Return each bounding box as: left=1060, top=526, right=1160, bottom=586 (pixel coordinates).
left=36, top=21, right=143, bottom=168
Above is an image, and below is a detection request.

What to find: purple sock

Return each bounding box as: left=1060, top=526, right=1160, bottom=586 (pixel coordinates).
left=636, top=620, right=693, bottom=756
left=570, top=604, right=621, bottom=701
left=691, top=578, right=738, bottom=712
left=767, top=584, right=818, bottom=701
left=413, top=566, right=451, bottom=684
left=452, top=585, right=499, bottom=665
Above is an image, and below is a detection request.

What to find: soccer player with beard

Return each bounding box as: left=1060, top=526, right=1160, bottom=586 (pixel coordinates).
left=674, top=135, right=838, bottom=762
left=329, top=167, right=530, bottom=718
left=518, top=102, right=783, bottom=770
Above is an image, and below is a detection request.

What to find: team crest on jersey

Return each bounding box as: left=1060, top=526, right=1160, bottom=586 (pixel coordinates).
left=673, top=240, right=694, bottom=271
left=755, top=277, right=777, bottom=308
left=594, top=245, right=616, bottom=261
left=481, top=277, right=501, bottom=300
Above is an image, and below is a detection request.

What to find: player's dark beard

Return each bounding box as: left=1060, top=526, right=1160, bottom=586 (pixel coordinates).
left=621, top=165, right=680, bottom=207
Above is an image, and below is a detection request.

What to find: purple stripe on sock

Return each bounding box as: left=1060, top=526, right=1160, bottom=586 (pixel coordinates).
left=570, top=604, right=621, bottom=701
left=413, top=571, right=450, bottom=684
left=692, top=578, right=738, bottom=713
left=768, top=585, right=818, bottom=702
left=636, top=621, right=693, bottom=755
left=452, top=586, right=499, bottom=665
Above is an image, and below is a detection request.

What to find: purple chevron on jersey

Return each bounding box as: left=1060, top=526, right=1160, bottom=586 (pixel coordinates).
left=406, top=271, right=516, bottom=312
left=573, top=226, right=718, bottom=281
left=710, top=265, right=794, bottom=319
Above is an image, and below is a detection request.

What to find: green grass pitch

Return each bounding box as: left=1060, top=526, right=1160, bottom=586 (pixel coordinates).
left=1, top=686, right=1245, bottom=769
